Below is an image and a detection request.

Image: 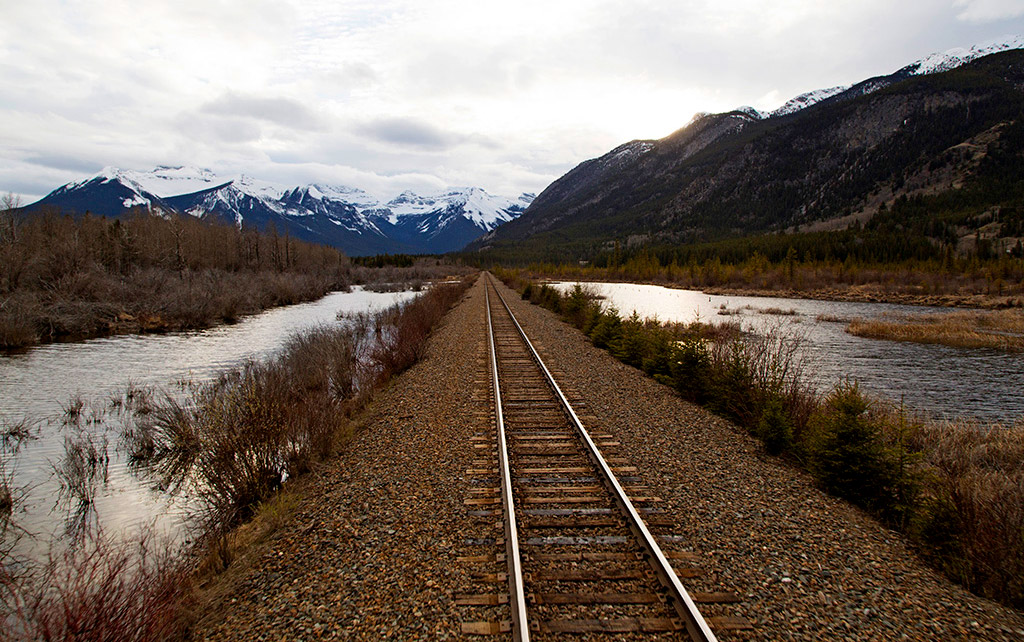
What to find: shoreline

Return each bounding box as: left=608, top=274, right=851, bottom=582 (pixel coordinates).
left=539, top=277, right=1023, bottom=309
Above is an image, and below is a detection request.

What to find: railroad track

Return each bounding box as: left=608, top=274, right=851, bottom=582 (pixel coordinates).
left=457, top=275, right=751, bottom=640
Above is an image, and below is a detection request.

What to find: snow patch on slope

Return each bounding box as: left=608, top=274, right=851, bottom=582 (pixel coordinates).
left=94, top=166, right=222, bottom=197
left=908, top=35, right=1024, bottom=75
left=770, top=86, right=849, bottom=117
left=761, top=35, right=1024, bottom=120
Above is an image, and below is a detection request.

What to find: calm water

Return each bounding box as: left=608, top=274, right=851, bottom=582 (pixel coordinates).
left=552, top=282, right=1024, bottom=423
left=0, top=288, right=417, bottom=559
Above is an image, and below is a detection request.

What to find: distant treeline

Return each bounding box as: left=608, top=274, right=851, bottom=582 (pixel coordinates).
left=0, top=208, right=351, bottom=348
left=352, top=253, right=416, bottom=268
left=473, top=181, right=1024, bottom=304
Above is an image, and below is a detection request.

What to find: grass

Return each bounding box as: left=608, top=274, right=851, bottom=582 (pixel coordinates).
left=498, top=268, right=1024, bottom=608
left=847, top=308, right=1024, bottom=350
left=906, top=417, right=1024, bottom=604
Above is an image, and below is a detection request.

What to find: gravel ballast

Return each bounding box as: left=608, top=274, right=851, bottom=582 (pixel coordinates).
left=196, top=276, right=1024, bottom=640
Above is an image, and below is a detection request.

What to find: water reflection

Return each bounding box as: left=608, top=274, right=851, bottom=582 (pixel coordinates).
left=0, top=287, right=417, bottom=561
left=552, top=282, right=1024, bottom=423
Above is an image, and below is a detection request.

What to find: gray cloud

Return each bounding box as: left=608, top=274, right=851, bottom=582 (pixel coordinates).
left=954, top=0, right=1024, bottom=22
left=24, top=154, right=104, bottom=174
left=201, top=93, right=327, bottom=131
left=177, top=113, right=264, bottom=145
left=4, top=0, right=1024, bottom=204
left=356, top=117, right=485, bottom=151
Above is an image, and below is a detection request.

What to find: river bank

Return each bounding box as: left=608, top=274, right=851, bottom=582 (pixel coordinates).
left=0, top=277, right=476, bottom=638
left=702, top=283, right=1022, bottom=309
left=0, top=210, right=475, bottom=350
left=193, top=276, right=1024, bottom=640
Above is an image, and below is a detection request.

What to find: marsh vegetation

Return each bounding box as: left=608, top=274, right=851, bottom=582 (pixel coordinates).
left=847, top=308, right=1024, bottom=350
left=0, top=274, right=475, bottom=637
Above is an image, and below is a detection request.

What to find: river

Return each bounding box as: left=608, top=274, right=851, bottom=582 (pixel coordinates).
left=552, top=282, right=1024, bottom=423
left=0, top=287, right=418, bottom=560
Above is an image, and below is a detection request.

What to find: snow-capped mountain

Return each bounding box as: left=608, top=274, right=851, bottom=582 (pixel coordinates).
left=904, top=35, right=1024, bottom=75
left=745, top=35, right=1024, bottom=120
left=476, top=39, right=1024, bottom=257
left=25, top=167, right=533, bottom=256
left=365, top=188, right=534, bottom=253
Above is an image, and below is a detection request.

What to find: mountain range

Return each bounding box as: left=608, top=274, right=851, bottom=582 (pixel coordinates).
left=25, top=166, right=534, bottom=256
left=473, top=37, right=1024, bottom=263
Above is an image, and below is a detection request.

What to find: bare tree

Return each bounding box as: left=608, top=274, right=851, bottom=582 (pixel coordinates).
left=0, top=192, right=20, bottom=244
left=0, top=193, right=24, bottom=294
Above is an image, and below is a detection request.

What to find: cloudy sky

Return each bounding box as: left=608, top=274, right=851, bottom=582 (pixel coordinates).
left=2, top=0, right=1024, bottom=202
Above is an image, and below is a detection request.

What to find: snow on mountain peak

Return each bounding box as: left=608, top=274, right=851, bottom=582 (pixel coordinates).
left=94, top=166, right=224, bottom=197
left=908, top=35, right=1024, bottom=75
left=757, top=36, right=1024, bottom=121
left=48, top=165, right=533, bottom=249
left=218, top=175, right=285, bottom=203
left=769, top=86, right=849, bottom=118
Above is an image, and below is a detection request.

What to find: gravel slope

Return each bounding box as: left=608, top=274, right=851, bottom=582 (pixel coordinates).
left=195, top=276, right=1024, bottom=641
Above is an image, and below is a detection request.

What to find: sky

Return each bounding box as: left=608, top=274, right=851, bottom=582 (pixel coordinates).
left=2, top=0, right=1024, bottom=203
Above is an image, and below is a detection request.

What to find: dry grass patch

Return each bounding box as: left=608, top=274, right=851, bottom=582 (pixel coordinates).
left=908, top=418, right=1024, bottom=606
left=847, top=308, right=1024, bottom=350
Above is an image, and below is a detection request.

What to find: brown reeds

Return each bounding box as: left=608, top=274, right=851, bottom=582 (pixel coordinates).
left=906, top=418, right=1024, bottom=606
left=0, top=529, right=194, bottom=641
left=847, top=309, right=1024, bottom=350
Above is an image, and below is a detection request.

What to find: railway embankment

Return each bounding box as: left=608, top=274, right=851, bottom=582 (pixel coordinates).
left=195, top=276, right=1024, bottom=640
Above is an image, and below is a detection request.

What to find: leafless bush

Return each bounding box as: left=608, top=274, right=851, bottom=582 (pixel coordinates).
left=126, top=276, right=474, bottom=534
left=128, top=349, right=348, bottom=527
left=364, top=280, right=473, bottom=385
left=0, top=462, right=13, bottom=517
left=0, top=310, right=37, bottom=348
left=0, top=528, right=193, bottom=641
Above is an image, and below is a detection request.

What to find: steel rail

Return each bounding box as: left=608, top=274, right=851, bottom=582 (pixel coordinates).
left=485, top=284, right=530, bottom=642
left=486, top=273, right=719, bottom=642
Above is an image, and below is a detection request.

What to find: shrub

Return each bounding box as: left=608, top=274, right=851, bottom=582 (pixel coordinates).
left=612, top=312, right=646, bottom=368
left=669, top=336, right=711, bottom=404
left=758, top=395, right=793, bottom=455
left=588, top=308, right=622, bottom=350
left=808, top=382, right=898, bottom=511
left=640, top=324, right=675, bottom=383
left=707, top=340, right=761, bottom=427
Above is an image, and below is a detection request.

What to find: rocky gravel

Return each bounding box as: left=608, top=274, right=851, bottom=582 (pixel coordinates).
left=196, top=276, right=1024, bottom=641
